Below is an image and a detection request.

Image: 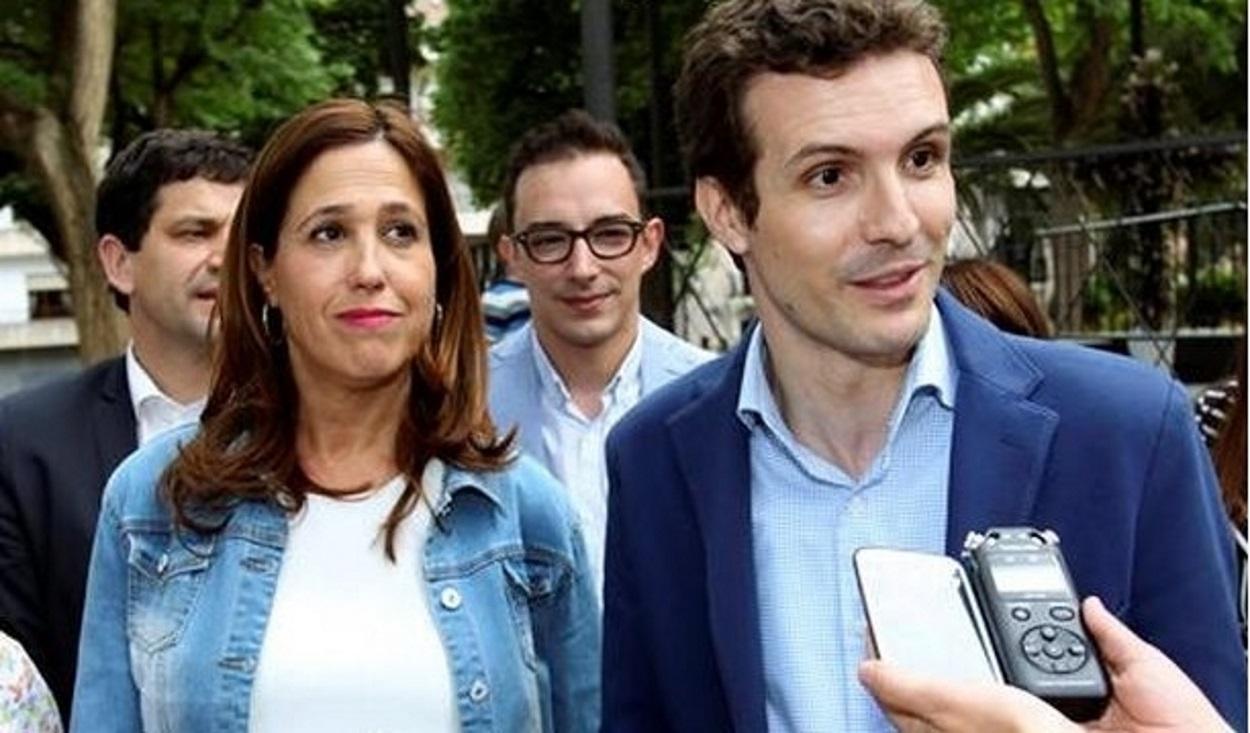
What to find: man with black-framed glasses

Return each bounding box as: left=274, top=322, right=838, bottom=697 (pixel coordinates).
left=489, top=110, right=712, bottom=595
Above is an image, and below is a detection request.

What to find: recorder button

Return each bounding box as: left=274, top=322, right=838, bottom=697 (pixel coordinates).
left=1068, top=642, right=1086, bottom=657
left=1049, top=606, right=1076, bottom=622
left=1044, top=643, right=1065, bottom=659
left=1040, top=625, right=1058, bottom=641
left=1023, top=640, right=1043, bottom=657
left=1011, top=607, right=1031, bottom=622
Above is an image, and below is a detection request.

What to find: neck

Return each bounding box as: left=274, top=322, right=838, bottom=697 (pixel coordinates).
left=534, top=317, right=639, bottom=418
left=295, top=372, right=407, bottom=491
left=131, top=334, right=211, bottom=405
left=759, top=318, right=911, bottom=480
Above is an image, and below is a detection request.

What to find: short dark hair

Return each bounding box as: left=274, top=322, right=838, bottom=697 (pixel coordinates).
left=675, top=0, right=946, bottom=224
left=501, top=109, right=647, bottom=230
left=96, top=129, right=252, bottom=309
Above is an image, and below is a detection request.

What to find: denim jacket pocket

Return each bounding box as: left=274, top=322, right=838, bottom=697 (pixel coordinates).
left=125, top=530, right=214, bottom=654
left=502, top=552, right=570, bottom=671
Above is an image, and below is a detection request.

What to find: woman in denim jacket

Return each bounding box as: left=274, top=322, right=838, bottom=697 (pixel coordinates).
left=72, top=99, right=600, bottom=732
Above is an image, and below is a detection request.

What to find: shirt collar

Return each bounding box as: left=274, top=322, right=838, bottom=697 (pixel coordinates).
left=125, top=342, right=201, bottom=414
left=529, top=321, right=644, bottom=408
left=736, top=301, right=956, bottom=430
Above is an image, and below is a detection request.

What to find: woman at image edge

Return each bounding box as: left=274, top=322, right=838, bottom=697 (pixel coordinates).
left=70, top=99, right=600, bottom=732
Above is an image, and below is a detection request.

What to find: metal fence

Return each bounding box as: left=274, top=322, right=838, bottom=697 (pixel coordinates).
left=478, top=133, right=1247, bottom=382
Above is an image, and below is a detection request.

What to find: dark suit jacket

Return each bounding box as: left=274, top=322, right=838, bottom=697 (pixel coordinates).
left=603, top=292, right=1247, bottom=732
left=0, top=357, right=136, bottom=720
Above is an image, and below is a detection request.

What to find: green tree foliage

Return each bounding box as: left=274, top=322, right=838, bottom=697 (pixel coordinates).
left=111, top=0, right=349, bottom=147
left=934, top=0, right=1246, bottom=151
left=430, top=0, right=583, bottom=206
left=311, top=0, right=426, bottom=102
left=0, top=0, right=359, bottom=360
left=431, top=0, right=709, bottom=206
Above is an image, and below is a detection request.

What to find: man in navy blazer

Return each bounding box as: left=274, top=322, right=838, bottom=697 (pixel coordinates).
left=491, top=111, right=712, bottom=593
left=602, top=1, right=1246, bottom=731
left=0, top=130, right=249, bottom=720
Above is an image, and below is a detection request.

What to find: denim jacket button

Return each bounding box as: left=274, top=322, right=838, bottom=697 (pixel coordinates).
left=440, top=587, right=462, bottom=611
left=468, top=678, right=489, bottom=703
left=156, top=553, right=170, bottom=576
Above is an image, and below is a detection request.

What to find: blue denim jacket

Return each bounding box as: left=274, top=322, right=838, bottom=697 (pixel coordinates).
left=71, top=425, right=600, bottom=732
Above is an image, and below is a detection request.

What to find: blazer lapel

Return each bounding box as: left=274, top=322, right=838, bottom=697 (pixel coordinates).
left=667, top=342, right=767, bottom=732
left=93, top=357, right=138, bottom=495
left=939, top=293, right=1059, bottom=555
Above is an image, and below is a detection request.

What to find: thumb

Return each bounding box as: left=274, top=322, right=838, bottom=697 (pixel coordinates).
left=859, top=659, right=941, bottom=716
left=1080, top=596, right=1150, bottom=674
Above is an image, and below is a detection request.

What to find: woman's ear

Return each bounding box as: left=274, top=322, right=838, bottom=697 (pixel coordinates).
left=248, top=244, right=276, bottom=304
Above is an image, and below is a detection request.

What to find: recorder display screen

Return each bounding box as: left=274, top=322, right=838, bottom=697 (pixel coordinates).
left=989, top=556, right=1067, bottom=594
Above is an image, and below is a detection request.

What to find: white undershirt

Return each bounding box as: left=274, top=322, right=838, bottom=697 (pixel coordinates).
left=249, top=463, right=458, bottom=733
left=532, top=326, right=642, bottom=597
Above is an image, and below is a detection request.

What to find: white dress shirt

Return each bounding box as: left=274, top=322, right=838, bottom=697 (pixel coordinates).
left=125, top=344, right=206, bottom=446
left=531, top=328, right=643, bottom=596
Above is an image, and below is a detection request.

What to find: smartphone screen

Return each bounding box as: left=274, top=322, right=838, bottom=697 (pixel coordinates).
left=854, top=547, right=1003, bottom=684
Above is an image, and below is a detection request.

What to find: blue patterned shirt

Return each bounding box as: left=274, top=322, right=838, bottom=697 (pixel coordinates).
left=737, top=305, right=957, bottom=732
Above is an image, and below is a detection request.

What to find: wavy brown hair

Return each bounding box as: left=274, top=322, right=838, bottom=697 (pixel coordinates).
left=941, top=259, right=1053, bottom=339
left=1213, top=345, right=1246, bottom=528
left=164, top=99, right=512, bottom=555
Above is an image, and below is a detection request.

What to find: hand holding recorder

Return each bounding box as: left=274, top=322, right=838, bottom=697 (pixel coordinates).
left=859, top=596, right=1234, bottom=733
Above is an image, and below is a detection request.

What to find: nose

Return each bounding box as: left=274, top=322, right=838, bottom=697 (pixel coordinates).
left=564, top=235, right=600, bottom=280
left=349, top=238, right=386, bottom=291
left=206, top=231, right=228, bottom=273
left=860, top=170, right=921, bottom=247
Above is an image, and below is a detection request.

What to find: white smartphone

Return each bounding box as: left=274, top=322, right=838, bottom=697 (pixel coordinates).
left=853, top=547, right=1004, bottom=684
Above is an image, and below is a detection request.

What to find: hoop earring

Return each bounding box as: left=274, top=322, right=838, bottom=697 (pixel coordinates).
left=261, top=303, right=284, bottom=344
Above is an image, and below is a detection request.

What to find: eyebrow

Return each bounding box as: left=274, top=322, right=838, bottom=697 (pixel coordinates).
left=785, top=122, right=952, bottom=169
left=293, top=201, right=426, bottom=232
left=167, top=215, right=227, bottom=231
left=521, top=213, right=639, bottom=230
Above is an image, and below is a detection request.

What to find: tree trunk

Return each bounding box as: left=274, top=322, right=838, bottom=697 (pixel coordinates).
left=383, top=0, right=412, bottom=106
left=28, top=110, right=127, bottom=363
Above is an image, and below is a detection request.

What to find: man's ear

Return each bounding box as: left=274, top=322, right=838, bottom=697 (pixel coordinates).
left=497, top=235, right=524, bottom=284
left=97, top=235, right=135, bottom=298
left=248, top=244, right=276, bottom=304
left=694, top=177, right=750, bottom=256
left=637, top=216, right=665, bottom=275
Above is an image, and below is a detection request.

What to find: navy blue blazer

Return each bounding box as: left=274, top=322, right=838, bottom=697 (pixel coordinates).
left=602, top=292, right=1246, bottom=732
left=0, top=357, right=136, bottom=721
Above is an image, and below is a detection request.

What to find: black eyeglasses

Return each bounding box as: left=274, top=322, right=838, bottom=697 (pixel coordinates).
left=512, top=220, right=646, bottom=264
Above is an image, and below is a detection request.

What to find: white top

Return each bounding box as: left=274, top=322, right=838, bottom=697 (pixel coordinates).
left=249, top=463, right=458, bottom=733
left=125, top=344, right=205, bottom=446
left=532, top=327, right=643, bottom=596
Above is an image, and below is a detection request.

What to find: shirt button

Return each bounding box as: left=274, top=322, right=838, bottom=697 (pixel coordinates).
left=440, top=587, right=462, bottom=611
left=469, top=678, right=489, bottom=703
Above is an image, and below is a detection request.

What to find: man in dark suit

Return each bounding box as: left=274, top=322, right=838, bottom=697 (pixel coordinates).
left=0, top=130, right=250, bottom=720
left=601, top=1, right=1246, bottom=731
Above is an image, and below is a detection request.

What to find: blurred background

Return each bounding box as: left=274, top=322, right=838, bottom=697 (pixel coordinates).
left=0, top=0, right=1243, bottom=394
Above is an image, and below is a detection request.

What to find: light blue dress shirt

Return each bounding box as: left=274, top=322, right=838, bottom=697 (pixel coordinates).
left=737, top=305, right=957, bottom=733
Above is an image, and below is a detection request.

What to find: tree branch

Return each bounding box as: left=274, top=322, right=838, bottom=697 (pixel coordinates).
left=1019, top=0, right=1073, bottom=140
left=67, top=0, right=117, bottom=157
